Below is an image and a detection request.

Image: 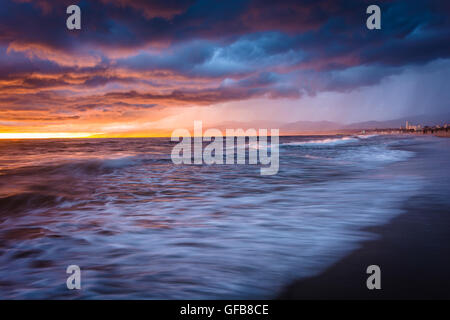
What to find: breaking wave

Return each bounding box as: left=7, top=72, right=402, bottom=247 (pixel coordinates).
left=0, top=135, right=436, bottom=299
left=282, top=136, right=359, bottom=147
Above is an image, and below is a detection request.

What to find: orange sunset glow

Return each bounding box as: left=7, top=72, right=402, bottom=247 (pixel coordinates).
left=1, top=1, right=449, bottom=138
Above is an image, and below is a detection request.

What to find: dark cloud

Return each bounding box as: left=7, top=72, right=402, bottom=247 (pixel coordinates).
left=0, top=0, right=449, bottom=123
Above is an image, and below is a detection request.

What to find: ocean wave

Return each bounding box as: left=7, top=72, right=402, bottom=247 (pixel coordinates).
left=1, top=155, right=171, bottom=177
left=282, top=136, right=359, bottom=147
left=0, top=136, right=435, bottom=299
left=0, top=192, right=67, bottom=216
left=356, top=134, right=379, bottom=139
left=337, top=145, right=414, bottom=165
left=301, top=154, right=329, bottom=160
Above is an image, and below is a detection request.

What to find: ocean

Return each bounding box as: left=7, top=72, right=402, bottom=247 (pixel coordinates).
left=0, top=134, right=446, bottom=299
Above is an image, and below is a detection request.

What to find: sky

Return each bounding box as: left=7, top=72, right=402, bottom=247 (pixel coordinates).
left=0, top=0, right=449, bottom=137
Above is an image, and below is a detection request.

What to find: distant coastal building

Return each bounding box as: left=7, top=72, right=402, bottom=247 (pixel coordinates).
left=368, top=121, right=450, bottom=137
left=405, top=121, right=421, bottom=131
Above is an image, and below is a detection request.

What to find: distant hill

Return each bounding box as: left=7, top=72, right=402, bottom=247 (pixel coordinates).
left=199, top=112, right=450, bottom=134
left=205, top=120, right=342, bottom=134
left=343, top=112, right=450, bottom=130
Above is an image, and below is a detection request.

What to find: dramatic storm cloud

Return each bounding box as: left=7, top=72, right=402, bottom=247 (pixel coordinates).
left=0, top=0, right=449, bottom=135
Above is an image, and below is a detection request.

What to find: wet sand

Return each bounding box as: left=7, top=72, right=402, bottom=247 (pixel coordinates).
left=278, top=137, right=450, bottom=300
left=278, top=198, right=450, bottom=299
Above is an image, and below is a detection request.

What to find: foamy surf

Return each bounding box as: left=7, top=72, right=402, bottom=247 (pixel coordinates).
left=357, top=134, right=379, bottom=139
left=282, top=136, right=359, bottom=147
left=0, top=135, right=429, bottom=299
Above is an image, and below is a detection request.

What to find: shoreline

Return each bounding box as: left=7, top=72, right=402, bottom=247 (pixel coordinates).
left=277, top=136, right=450, bottom=299
left=278, top=197, right=450, bottom=299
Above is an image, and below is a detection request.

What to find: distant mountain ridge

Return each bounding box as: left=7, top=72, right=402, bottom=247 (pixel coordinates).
left=342, top=112, right=450, bottom=130
left=199, top=112, right=450, bottom=134
left=279, top=112, right=450, bottom=133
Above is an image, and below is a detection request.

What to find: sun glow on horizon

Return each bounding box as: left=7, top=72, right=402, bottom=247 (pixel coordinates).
left=0, top=132, right=98, bottom=139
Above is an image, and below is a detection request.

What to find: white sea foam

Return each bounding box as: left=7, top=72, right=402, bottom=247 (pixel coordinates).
left=357, top=134, right=379, bottom=139
left=282, top=136, right=359, bottom=147
left=337, top=145, right=414, bottom=165
left=0, top=135, right=432, bottom=299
